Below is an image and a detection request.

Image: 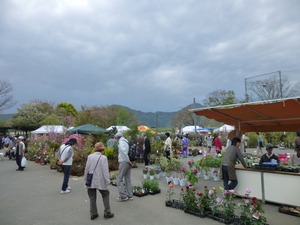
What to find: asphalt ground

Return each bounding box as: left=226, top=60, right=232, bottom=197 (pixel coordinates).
left=0, top=147, right=299, bottom=225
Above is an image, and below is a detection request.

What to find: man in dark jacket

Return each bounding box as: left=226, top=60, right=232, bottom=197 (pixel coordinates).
left=221, top=137, right=247, bottom=190
left=259, top=145, right=280, bottom=165
left=143, top=133, right=151, bottom=165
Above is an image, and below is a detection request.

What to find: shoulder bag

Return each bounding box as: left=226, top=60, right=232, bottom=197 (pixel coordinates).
left=85, top=155, right=102, bottom=187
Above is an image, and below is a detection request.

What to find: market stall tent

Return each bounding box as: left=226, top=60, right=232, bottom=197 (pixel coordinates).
left=107, top=126, right=130, bottom=133
left=31, top=125, right=67, bottom=134
left=182, top=125, right=201, bottom=134
left=190, top=97, right=300, bottom=132
left=68, top=124, right=108, bottom=134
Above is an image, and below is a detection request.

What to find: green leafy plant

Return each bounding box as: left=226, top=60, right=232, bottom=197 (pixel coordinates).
left=180, top=185, right=198, bottom=211
left=148, top=180, right=160, bottom=192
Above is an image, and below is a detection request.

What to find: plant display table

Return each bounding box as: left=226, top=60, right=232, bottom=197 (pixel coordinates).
left=235, top=165, right=300, bottom=207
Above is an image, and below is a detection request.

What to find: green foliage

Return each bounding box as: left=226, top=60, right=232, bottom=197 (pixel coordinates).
left=148, top=180, right=160, bottom=192
left=142, top=179, right=152, bottom=190
left=12, top=101, right=55, bottom=131
left=203, top=90, right=237, bottom=107
left=41, top=113, right=62, bottom=125
left=56, top=102, right=78, bottom=117
left=104, top=147, right=116, bottom=160
left=180, top=186, right=198, bottom=211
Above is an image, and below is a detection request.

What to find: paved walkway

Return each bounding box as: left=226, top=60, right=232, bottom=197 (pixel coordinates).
left=0, top=148, right=299, bottom=225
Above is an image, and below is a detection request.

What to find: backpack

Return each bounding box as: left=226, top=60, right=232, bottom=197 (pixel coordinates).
left=125, top=141, right=136, bottom=162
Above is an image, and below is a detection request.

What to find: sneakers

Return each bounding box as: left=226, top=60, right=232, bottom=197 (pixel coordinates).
left=60, top=189, right=71, bottom=194
left=128, top=197, right=134, bottom=200
left=116, top=197, right=128, bottom=202
left=90, top=214, right=99, bottom=220
left=67, top=186, right=71, bottom=190
left=104, top=212, right=114, bottom=219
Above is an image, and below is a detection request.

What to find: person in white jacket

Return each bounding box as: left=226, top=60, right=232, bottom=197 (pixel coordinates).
left=84, top=142, right=114, bottom=220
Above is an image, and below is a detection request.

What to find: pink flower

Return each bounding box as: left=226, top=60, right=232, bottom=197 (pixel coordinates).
left=209, top=190, right=214, bottom=195
left=193, top=169, right=198, bottom=174
left=216, top=197, right=222, bottom=203
left=181, top=167, right=185, bottom=173
left=244, top=199, right=249, bottom=204
left=188, top=161, right=192, bottom=165
left=229, top=190, right=235, bottom=194
left=246, top=188, right=252, bottom=193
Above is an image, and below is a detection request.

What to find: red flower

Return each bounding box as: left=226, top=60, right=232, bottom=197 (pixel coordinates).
left=181, top=188, right=184, bottom=191
left=204, top=186, right=208, bottom=189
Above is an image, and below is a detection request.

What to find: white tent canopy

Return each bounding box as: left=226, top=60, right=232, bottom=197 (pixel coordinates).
left=106, top=125, right=130, bottom=133
left=31, top=125, right=67, bottom=134
left=182, top=125, right=201, bottom=134
left=213, top=124, right=235, bottom=133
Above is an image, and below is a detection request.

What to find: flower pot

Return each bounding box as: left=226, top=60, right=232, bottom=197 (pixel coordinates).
left=161, top=171, right=166, bottom=177
left=166, top=176, right=173, bottom=183
left=150, top=175, right=154, bottom=180
left=203, top=174, right=210, bottom=180
left=180, top=178, right=186, bottom=186
left=213, top=176, right=220, bottom=182
left=155, top=173, right=160, bottom=179
left=173, top=177, right=179, bottom=185
left=143, top=174, right=148, bottom=179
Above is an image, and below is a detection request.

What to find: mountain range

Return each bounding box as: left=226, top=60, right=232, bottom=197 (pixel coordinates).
left=0, top=103, right=204, bottom=128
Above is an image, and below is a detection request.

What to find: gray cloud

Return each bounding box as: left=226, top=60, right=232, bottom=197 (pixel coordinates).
left=1, top=0, right=300, bottom=113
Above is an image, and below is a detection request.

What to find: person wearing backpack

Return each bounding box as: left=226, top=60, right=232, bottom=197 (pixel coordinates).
left=114, top=132, right=133, bottom=202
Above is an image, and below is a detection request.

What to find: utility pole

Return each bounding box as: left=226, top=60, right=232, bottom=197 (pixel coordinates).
left=193, top=98, right=197, bottom=133
left=156, top=114, right=158, bottom=133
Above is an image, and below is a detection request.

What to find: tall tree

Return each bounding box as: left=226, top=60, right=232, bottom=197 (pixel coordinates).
left=247, top=76, right=300, bottom=101
left=170, top=106, right=195, bottom=130
left=0, top=80, right=16, bottom=113
left=56, top=102, right=78, bottom=127
left=203, top=90, right=237, bottom=107
left=11, top=101, right=55, bottom=133
left=76, top=105, right=138, bottom=128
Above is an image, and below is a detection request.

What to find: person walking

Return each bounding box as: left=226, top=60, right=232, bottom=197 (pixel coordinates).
left=206, top=133, right=213, bottom=152
left=57, top=138, right=77, bottom=194
left=213, top=134, right=222, bottom=154
left=257, top=132, right=263, bottom=155
left=220, top=138, right=247, bottom=190
left=143, top=133, right=151, bottom=165
left=15, top=136, right=26, bottom=171
left=163, top=132, right=172, bottom=160
left=114, top=132, right=133, bottom=201
left=84, top=142, right=114, bottom=220
left=181, top=134, right=189, bottom=157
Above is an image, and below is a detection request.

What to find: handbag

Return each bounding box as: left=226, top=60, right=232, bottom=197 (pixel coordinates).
left=85, top=155, right=102, bottom=187
left=21, top=157, right=27, bottom=167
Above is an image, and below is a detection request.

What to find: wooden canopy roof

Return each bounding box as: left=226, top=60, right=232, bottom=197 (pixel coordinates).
left=190, top=97, right=300, bottom=132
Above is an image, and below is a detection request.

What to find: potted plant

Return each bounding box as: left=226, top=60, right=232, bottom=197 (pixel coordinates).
left=165, top=182, right=175, bottom=207
left=148, top=180, right=161, bottom=194
left=185, top=161, right=199, bottom=187
left=143, top=167, right=148, bottom=179
left=155, top=166, right=161, bottom=179
left=238, top=188, right=267, bottom=225
left=220, top=189, right=236, bottom=223
left=180, top=185, right=198, bottom=212
left=133, top=185, right=148, bottom=197
left=149, top=167, right=156, bottom=180
left=142, top=179, right=152, bottom=192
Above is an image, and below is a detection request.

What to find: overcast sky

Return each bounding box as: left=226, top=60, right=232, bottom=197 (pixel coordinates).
left=1, top=0, right=300, bottom=113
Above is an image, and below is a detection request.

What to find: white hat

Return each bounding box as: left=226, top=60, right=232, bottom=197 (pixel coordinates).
left=18, top=136, right=24, bottom=140
left=114, top=132, right=123, bottom=138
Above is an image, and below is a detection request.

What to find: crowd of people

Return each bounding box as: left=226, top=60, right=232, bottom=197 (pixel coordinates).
left=1, top=135, right=27, bottom=171
left=1, top=130, right=300, bottom=221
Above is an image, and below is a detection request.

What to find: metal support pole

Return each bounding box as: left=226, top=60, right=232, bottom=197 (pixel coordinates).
left=279, top=70, right=283, bottom=99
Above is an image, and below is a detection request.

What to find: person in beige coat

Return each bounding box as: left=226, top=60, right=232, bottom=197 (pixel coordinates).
left=84, top=142, right=114, bottom=220
left=220, top=137, right=247, bottom=190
